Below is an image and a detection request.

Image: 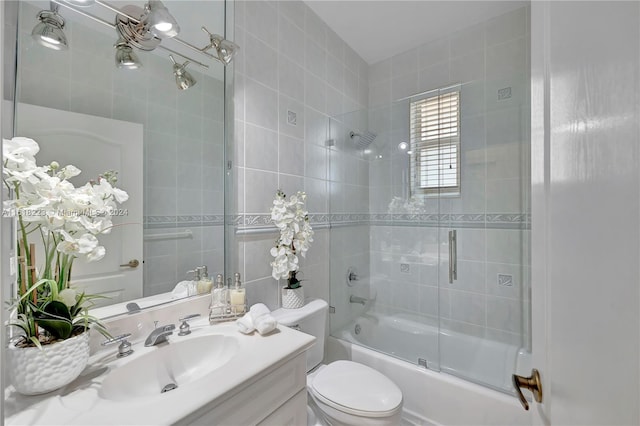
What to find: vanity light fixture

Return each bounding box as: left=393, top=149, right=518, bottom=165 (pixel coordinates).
left=114, top=4, right=161, bottom=52
left=144, top=0, right=180, bottom=39
left=114, top=40, right=142, bottom=69
left=36, top=0, right=239, bottom=89
left=32, top=4, right=68, bottom=51
left=200, top=26, right=239, bottom=65
left=170, top=55, right=196, bottom=90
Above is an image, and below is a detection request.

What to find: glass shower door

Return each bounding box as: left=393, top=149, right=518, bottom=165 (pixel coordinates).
left=386, top=96, right=442, bottom=371
left=435, top=76, right=531, bottom=394
left=326, top=100, right=442, bottom=373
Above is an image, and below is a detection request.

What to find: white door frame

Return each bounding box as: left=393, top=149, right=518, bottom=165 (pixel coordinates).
left=530, top=1, right=550, bottom=423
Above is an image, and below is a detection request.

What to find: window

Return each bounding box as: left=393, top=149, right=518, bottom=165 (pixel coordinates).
left=410, top=89, right=460, bottom=195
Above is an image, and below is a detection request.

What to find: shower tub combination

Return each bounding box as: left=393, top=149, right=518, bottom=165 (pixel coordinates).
left=326, top=312, right=531, bottom=425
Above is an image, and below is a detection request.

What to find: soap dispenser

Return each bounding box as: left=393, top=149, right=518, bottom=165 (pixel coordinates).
left=185, top=267, right=201, bottom=296
left=196, top=265, right=213, bottom=295
left=211, top=274, right=227, bottom=307
left=229, top=272, right=246, bottom=314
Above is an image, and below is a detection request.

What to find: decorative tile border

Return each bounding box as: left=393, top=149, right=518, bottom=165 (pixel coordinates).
left=232, top=213, right=531, bottom=232
left=146, top=213, right=530, bottom=230
left=370, top=213, right=530, bottom=229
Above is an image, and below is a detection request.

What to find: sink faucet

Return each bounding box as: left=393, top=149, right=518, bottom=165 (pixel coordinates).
left=144, top=323, right=176, bottom=346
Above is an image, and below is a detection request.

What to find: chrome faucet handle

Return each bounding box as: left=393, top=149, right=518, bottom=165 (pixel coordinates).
left=178, top=313, right=201, bottom=336
left=101, top=333, right=134, bottom=358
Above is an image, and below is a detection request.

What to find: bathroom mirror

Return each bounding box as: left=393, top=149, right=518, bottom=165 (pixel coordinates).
left=4, top=0, right=232, bottom=316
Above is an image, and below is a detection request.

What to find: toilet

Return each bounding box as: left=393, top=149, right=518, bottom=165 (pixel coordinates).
left=272, top=299, right=403, bottom=426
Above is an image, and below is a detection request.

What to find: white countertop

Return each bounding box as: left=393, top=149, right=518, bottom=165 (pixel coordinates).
left=4, top=319, right=315, bottom=425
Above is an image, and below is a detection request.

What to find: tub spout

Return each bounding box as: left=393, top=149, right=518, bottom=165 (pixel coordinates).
left=349, top=295, right=367, bottom=305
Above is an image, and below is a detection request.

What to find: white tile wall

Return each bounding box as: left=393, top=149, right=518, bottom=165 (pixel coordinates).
left=234, top=1, right=369, bottom=309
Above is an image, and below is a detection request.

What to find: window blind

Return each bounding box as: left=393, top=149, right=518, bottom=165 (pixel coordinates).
left=410, top=90, right=460, bottom=194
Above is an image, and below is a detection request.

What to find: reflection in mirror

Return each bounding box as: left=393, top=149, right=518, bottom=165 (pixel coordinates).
left=9, top=0, right=230, bottom=315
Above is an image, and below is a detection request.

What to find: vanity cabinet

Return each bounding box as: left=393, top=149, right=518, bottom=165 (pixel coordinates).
left=181, top=352, right=307, bottom=425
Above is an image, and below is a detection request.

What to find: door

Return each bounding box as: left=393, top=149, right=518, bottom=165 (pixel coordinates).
left=15, top=103, right=143, bottom=306
left=530, top=1, right=640, bottom=424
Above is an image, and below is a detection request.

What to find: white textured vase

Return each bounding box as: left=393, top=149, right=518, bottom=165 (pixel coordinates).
left=8, top=331, right=90, bottom=395
left=282, top=286, right=305, bottom=309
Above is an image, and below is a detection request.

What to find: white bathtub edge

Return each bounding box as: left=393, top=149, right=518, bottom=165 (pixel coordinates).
left=326, top=336, right=530, bottom=426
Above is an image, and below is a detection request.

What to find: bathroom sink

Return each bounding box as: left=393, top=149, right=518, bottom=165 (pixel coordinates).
left=99, top=334, right=239, bottom=401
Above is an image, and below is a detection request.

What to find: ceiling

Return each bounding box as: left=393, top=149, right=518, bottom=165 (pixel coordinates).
left=305, top=1, right=528, bottom=64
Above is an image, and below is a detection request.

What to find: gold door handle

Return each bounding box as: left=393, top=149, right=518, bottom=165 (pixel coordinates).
left=512, top=368, right=543, bottom=411
left=120, top=259, right=140, bottom=268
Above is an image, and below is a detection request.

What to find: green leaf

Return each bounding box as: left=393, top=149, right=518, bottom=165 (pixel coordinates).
left=68, top=292, right=109, bottom=317
left=36, top=317, right=73, bottom=340
left=28, top=336, right=42, bottom=350
left=35, top=300, right=73, bottom=339
left=287, top=271, right=302, bottom=289
left=17, top=278, right=55, bottom=304
left=10, top=312, right=38, bottom=338
left=40, top=300, right=72, bottom=320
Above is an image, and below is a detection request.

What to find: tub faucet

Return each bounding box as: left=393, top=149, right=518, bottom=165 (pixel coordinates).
left=349, top=295, right=367, bottom=305
left=144, top=323, right=176, bottom=346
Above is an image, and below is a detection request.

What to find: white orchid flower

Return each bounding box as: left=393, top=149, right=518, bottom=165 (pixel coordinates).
left=270, top=190, right=313, bottom=283
left=57, top=165, right=81, bottom=180
left=2, top=135, right=129, bottom=309
left=2, top=137, right=39, bottom=170
left=82, top=245, right=106, bottom=262
left=56, top=231, right=100, bottom=256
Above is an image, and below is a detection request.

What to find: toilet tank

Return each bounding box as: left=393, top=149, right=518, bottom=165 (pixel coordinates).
left=272, top=299, right=328, bottom=372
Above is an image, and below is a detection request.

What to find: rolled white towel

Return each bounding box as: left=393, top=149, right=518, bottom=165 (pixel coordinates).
left=171, top=280, right=195, bottom=299
left=248, top=303, right=278, bottom=335
left=254, top=314, right=277, bottom=335
left=236, top=312, right=255, bottom=334
left=249, top=303, right=271, bottom=321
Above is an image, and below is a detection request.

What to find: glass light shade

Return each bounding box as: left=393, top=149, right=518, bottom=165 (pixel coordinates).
left=146, top=0, right=180, bottom=38
left=174, top=69, right=196, bottom=90
left=115, top=43, right=142, bottom=69
left=216, top=39, right=239, bottom=65
left=31, top=11, right=68, bottom=51
left=205, top=33, right=239, bottom=65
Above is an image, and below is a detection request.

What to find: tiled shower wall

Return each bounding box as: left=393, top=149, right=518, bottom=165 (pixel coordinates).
left=15, top=2, right=225, bottom=296
left=365, top=7, right=531, bottom=346
left=233, top=1, right=369, bottom=310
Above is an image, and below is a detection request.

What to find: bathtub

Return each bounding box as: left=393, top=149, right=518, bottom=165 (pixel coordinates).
left=326, top=313, right=531, bottom=425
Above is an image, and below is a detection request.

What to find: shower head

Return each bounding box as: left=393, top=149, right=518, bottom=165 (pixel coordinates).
left=349, top=130, right=377, bottom=149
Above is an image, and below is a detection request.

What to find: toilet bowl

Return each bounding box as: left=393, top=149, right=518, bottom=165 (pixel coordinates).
left=272, top=299, right=403, bottom=426
left=307, top=361, right=403, bottom=426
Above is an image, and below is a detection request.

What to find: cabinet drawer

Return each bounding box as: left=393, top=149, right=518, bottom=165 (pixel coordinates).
left=258, top=389, right=307, bottom=426
left=186, top=353, right=306, bottom=425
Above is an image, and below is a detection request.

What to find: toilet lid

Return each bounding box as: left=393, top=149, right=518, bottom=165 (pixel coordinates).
left=310, top=361, right=402, bottom=416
